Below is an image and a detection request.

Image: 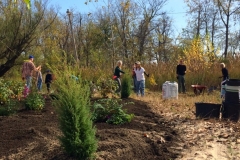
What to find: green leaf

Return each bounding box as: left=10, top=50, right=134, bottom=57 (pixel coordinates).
left=24, top=0, right=31, bottom=9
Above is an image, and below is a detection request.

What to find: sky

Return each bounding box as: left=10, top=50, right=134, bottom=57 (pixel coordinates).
left=49, top=0, right=188, bottom=35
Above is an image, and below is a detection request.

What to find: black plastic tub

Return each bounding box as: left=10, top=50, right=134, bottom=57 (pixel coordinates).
left=226, top=79, right=240, bottom=86
left=225, top=79, right=240, bottom=104
left=195, top=103, right=221, bottom=119
left=222, top=102, right=240, bottom=122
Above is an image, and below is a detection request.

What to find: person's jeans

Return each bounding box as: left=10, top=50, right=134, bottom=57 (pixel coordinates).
left=178, top=75, right=185, bottom=93
left=37, top=80, right=42, bottom=91
left=26, top=76, right=32, bottom=89
left=115, top=78, right=121, bottom=93
left=136, top=80, right=145, bottom=96
left=133, top=77, right=137, bottom=93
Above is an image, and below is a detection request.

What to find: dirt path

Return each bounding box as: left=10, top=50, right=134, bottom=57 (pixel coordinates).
left=143, top=92, right=240, bottom=160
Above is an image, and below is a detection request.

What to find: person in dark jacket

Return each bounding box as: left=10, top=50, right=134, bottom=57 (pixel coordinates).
left=113, top=60, right=125, bottom=93
left=176, top=59, right=187, bottom=93
left=220, top=63, right=229, bottom=81
left=132, top=63, right=137, bottom=93
left=45, top=70, right=53, bottom=94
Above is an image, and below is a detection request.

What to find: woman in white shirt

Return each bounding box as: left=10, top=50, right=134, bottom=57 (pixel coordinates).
left=134, top=61, right=149, bottom=97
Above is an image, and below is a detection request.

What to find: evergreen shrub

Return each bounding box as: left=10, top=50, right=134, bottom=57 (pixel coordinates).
left=53, top=70, right=97, bottom=160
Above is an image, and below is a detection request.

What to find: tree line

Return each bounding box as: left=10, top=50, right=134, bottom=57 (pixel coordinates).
left=0, top=0, right=240, bottom=77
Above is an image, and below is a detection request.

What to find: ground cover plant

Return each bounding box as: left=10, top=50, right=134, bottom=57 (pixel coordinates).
left=0, top=79, right=24, bottom=104
left=0, top=99, right=20, bottom=116
left=24, top=92, right=45, bottom=110
left=91, top=98, right=134, bottom=125
left=0, top=79, right=24, bottom=116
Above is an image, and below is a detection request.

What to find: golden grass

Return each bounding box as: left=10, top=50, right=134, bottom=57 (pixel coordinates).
left=130, top=90, right=222, bottom=119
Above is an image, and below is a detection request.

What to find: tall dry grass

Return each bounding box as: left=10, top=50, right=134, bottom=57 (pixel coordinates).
left=78, top=56, right=240, bottom=95
left=144, top=56, right=240, bottom=92
left=131, top=90, right=222, bottom=119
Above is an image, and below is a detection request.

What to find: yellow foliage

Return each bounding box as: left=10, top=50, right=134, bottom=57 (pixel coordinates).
left=181, top=36, right=218, bottom=74
left=149, top=74, right=157, bottom=86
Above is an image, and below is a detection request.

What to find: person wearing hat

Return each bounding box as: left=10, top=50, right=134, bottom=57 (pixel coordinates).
left=22, top=55, right=41, bottom=91
left=134, top=61, right=149, bottom=97
left=113, top=60, right=125, bottom=93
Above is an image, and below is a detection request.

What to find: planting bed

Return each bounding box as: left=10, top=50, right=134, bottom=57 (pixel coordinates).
left=0, top=97, right=179, bottom=160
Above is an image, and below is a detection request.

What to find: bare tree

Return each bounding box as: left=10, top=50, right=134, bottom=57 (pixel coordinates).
left=184, top=0, right=227, bottom=55
left=112, top=0, right=136, bottom=60
left=153, top=13, right=173, bottom=62
left=216, top=0, right=240, bottom=57
left=134, top=0, right=168, bottom=60
left=0, top=0, right=57, bottom=77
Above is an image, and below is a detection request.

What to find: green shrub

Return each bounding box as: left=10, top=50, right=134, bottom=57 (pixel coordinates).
left=0, top=99, right=20, bottom=116
left=96, top=77, right=118, bottom=98
left=53, top=70, right=97, bottom=160
left=5, top=80, right=24, bottom=98
left=0, top=79, right=14, bottom=104
left=24, top=92, right=45, bottom=110
left=0, top=79, right=24, bottom=103
left=92, top=98, right=134, bottom=125
left=121, top=75, right=132, bottom=98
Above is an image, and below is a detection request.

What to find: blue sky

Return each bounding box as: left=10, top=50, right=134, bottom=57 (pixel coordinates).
left=49, top=0, right=187, bottom=34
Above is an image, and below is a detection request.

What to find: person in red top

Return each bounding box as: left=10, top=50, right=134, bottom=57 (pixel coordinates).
left=22, top=55, right=41, bottom=90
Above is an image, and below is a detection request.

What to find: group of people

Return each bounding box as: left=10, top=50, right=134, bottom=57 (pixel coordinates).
left=22, top=55, right=53, bottom=96
left=114, top=59, right=229, bottom=96
left=113, top=59, right=185, bottom=97
left=22, top=55, right=229, bottom=97
left=113, top=60, right=149, bottom=97
left=176, top=60, right=229, bottom=94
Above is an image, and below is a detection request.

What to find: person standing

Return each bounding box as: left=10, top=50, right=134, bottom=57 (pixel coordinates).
left=36, top=66, right=43, bottom=92
left=134, top=61, right=149, bottom=97
left=22, top=55, right=40, bottom=91
left=220, top=63, right=229, bottom=99
left=132, top=63, right=137, bottom=93
left=45, top=70, right=53, bottom=94
left=176, top=59, right=186, bottom=93
left=220, top=63, right=229, bottom=81
left=113, top=60, right=125, bottom=93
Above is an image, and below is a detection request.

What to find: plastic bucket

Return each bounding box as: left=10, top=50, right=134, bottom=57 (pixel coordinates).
left=225, top=79, right=240, bottom=104
left=195, top=103, right=221, bottom=118
left=162, top=81, right=178, bottom=99
left=222, top=102, right=240, bottom=122
left=162, top=81, right=170, bottom=99
left=169, top=82, right=178, bottom=99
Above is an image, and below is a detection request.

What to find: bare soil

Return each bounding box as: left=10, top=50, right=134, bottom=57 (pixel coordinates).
left=0, top=97, right=180, bottom=160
